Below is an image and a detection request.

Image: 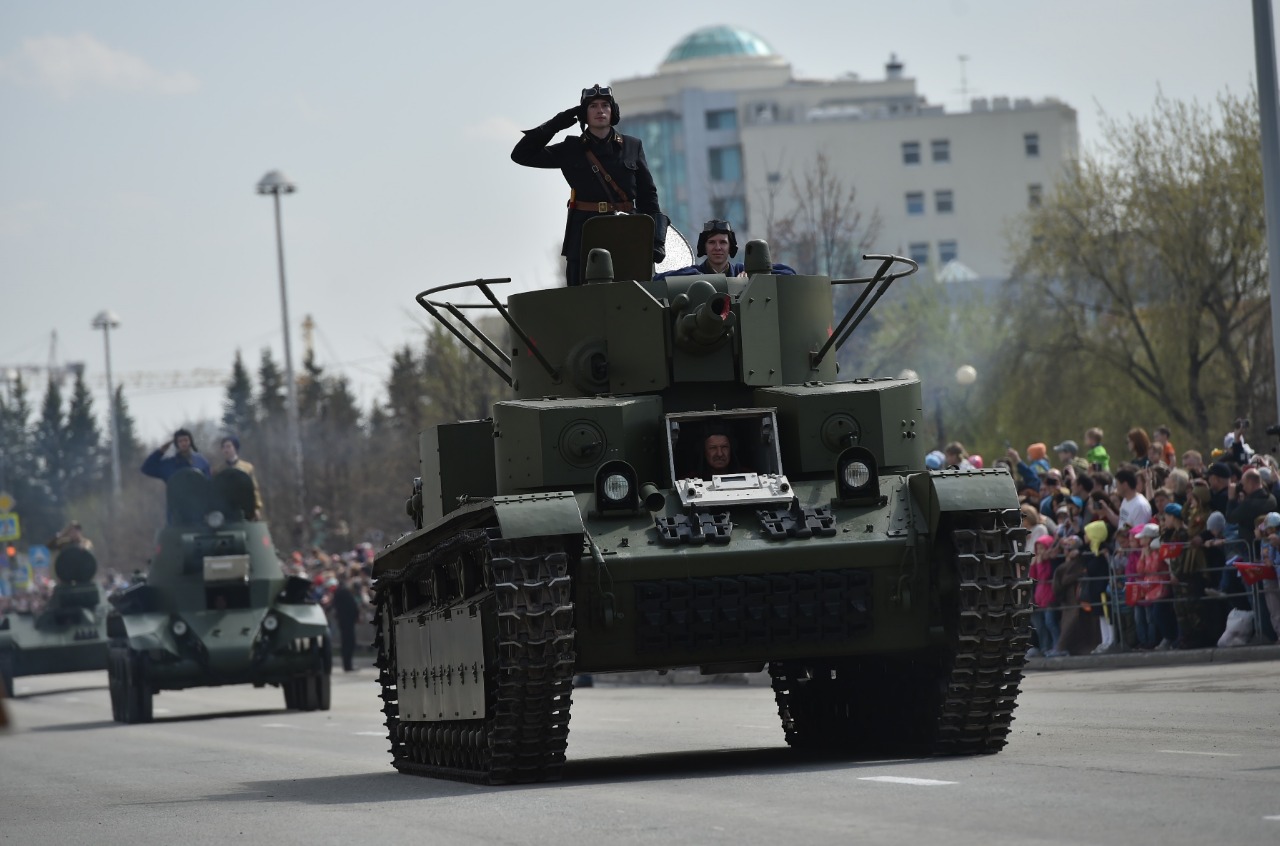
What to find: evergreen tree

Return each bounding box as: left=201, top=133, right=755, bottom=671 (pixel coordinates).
left=31, top=377, right=69, bottom=536
left=298, top=349, right=325, bottom=422
left=222, top=350, right=257, bottom=437
left=63, top=370, right=103, bottom=501
left=112, top=385, right=145, bottom=469
left=385, top=345, right=422, bottom=431
left=0, top=375, right=36, bottom=501
left=258, top=348, right=286, bottom=422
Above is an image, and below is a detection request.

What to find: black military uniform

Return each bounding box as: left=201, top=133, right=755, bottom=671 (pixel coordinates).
left=511, top=85, right=663, bottom=286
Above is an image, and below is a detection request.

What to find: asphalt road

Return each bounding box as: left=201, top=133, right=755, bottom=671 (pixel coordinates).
left=2, top=662, right=1278, bottom=846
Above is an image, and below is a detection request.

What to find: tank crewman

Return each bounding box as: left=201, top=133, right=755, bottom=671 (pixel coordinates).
left=213, top=435, right=265, bottom=519
left=696, top=423, right=751, bottom=480
left=656, top=219, right=796, bottom=280
left=48, top=521, right=94, bottom=559
left=511, top=84, right=666, bottom=286
left=141, top=428, right=212, bottom=481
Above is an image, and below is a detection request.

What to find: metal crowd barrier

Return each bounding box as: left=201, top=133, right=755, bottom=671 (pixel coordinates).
left=1028, top=537, right=1278, bottom=652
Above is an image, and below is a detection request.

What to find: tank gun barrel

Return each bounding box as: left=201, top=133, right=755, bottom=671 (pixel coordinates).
left=673, top=288, right=736, bottom=352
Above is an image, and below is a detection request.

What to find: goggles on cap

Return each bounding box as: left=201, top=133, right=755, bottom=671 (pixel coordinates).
left=702, top=219, right=733, bottom=233
left=581, top=85, right=612, bottom=100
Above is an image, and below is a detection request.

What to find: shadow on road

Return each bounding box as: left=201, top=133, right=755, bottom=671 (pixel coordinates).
left=27, top=708, right=288, bottom=732
left=10, top=684, right=106, bottom=700
left=199, top=747, right=943, bottom=804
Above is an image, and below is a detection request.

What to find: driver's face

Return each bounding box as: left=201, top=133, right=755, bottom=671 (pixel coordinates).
left=705, top=233, right=731, bottom=268
left=705, top=434, right=731, bottom=472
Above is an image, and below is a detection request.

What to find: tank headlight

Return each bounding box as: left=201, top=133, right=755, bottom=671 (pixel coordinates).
left=603, top=474, right=631, bottom=502
left=835, top=446, right=881, bottom=504
left=172, top=619, right=188, bottom=637
left=205, top=511, right=225, bottom=529
left=262, top=614, right=279, bottom=632
left=842, top=461, right=871, bottom=489
left=595, top=460, right=640, bottom=513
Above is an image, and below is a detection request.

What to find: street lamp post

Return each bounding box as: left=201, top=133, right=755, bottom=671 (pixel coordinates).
left=91, top=310, right=121, bottom=495
left=256, top=170, right=306, bottom=543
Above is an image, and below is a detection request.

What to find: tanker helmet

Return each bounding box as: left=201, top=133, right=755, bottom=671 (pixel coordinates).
left=697, top=219, right=739, bottom=258
left=580, top=84, right=620, bottom=126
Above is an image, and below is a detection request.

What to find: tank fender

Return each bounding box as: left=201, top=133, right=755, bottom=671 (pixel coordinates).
left=908, top=469, right=1020, bottom=535
left=493, top=492, right=584, bottom=539
left=273, top=603, right=328, bottom=630
left=120, top=613, right=180, bottom=655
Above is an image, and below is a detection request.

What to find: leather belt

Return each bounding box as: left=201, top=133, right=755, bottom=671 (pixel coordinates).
left=569, top=200, right=633, bottom=213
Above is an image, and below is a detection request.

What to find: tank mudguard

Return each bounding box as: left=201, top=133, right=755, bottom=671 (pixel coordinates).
left=492, top=492, right=584, bottom=539
left=909, top=469, right=1020, bottom=534
left=273, top=603, right=328, bottom=630
left=120, top=613, right=180, bottom=655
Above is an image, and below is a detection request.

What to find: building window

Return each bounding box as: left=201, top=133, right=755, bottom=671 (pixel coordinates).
left=938, top=240, right=958, bottom=263
left=709, top=146, right=743, bottom=182
left=1024, top=132, right=1040, bottom=157
left=902, top=141, right=920, bottom=165
left=935, top=190, right=954, bottom=214
left=905, top=191, right=925, bottom=216
left=1028, top=183, right=1043, bottom=208
left=711, top=196, right=747, bottom=228
left=705, top=109, right=737, bottom=130
left=908, top=242, right=930, bottom=265
left=931, top=139, right=950, bottom=163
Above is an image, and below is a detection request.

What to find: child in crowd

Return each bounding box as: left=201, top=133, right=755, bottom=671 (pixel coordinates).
left=1029, top=534, right=1064, bottom=657
left=1084, top=427, right=1110, bottom=472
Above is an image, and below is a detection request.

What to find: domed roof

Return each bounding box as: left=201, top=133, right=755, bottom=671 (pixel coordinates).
left=663, top=26, right=775, bottom=65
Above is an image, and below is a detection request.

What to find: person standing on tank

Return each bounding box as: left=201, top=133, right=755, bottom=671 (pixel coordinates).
left=511, top=84, right=665, bottom=286
left=141, top=428, right=211, bottom=481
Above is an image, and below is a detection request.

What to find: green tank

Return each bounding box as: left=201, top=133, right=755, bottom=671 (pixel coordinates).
left=372, top=216, right=1031, bottom=784
left=0, top=546, right=110, bottom=697
left=106, top=468, right=332, bottom=723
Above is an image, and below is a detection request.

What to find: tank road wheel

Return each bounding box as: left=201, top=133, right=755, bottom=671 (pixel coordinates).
left=120, top=647, right=154, bottom=724
left=311, top=638, right=332, bottom=712
left=374, top=528, right=577, bottom=785
left=108, top=645, right=125, bottom=721
left=770, top=509, right=1031, bottom=757
left=0, top=649, right=15, bottom=699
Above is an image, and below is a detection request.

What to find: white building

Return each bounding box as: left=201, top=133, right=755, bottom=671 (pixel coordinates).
left=612, top=26, right=1078, bottom=278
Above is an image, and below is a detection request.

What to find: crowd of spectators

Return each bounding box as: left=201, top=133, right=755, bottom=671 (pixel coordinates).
left=929, top=421, right=1280, bottom=655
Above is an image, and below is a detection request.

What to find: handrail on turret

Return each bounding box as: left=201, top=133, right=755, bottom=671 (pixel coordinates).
left=809, top=254, right=918, bottom=370
left=415, top=278, right=561, bottom=387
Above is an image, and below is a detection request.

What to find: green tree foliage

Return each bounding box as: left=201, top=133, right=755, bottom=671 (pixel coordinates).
left=112, top=385, right=145, bottom=469
left=222, top=350, right=256, bottom=437
left=1002, top=89, right=1270, bottom=450
left=63, top=370, right=103, bottom=502
left=257, top=348, right=285, bottom=422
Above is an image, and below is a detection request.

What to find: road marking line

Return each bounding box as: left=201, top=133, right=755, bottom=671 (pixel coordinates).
left=859, top=776, right=956, bottom=786
left=62, top=697, right=82, bottom=703
left=153, top=708, right=171, bottom=714
left=261, top=723, right=297, bottom=728
left=598, top=718, right=632, bottom=722
left=354, top=731, right=384, bottom=736
left=1159, top=750, right=1241, bottom=757
left=736, top=725, right=774, bottom=729
left=1265, top=815, right=1280, bottom=821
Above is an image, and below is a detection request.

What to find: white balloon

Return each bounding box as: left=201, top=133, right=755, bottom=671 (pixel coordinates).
left=955, top=364, right=977, bottom=385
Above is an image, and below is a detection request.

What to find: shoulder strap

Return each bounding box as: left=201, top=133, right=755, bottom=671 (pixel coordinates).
left=583, top=147, right=632, bottom=205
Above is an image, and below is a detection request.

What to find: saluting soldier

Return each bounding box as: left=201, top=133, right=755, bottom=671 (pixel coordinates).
left=512, top=84, right=666, bottom=286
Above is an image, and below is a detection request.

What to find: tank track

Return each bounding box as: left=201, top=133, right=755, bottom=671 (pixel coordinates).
left=373, top=530, right=576, bottom=785
left=769, top=508, right=1031, bottom=756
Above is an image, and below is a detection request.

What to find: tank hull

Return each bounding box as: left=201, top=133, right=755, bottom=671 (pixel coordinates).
left=0, top=593, right=110, bottom=695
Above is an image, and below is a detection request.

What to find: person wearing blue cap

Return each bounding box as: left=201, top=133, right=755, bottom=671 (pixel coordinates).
left=215, top=435, right=264, bottom=519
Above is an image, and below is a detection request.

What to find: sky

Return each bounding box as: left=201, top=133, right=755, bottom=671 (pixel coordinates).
left=0, top=0, right=1270, bottom=444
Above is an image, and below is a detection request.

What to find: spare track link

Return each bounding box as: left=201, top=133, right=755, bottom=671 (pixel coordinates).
left=374, top=531, right=576, bottom=784
left=768, top=508, right=1031, bottom=756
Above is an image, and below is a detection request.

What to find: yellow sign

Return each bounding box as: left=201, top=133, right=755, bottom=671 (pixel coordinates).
left=0, top=512, right=19, bottom=542
left=0, top=492, right=13, bottom=512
